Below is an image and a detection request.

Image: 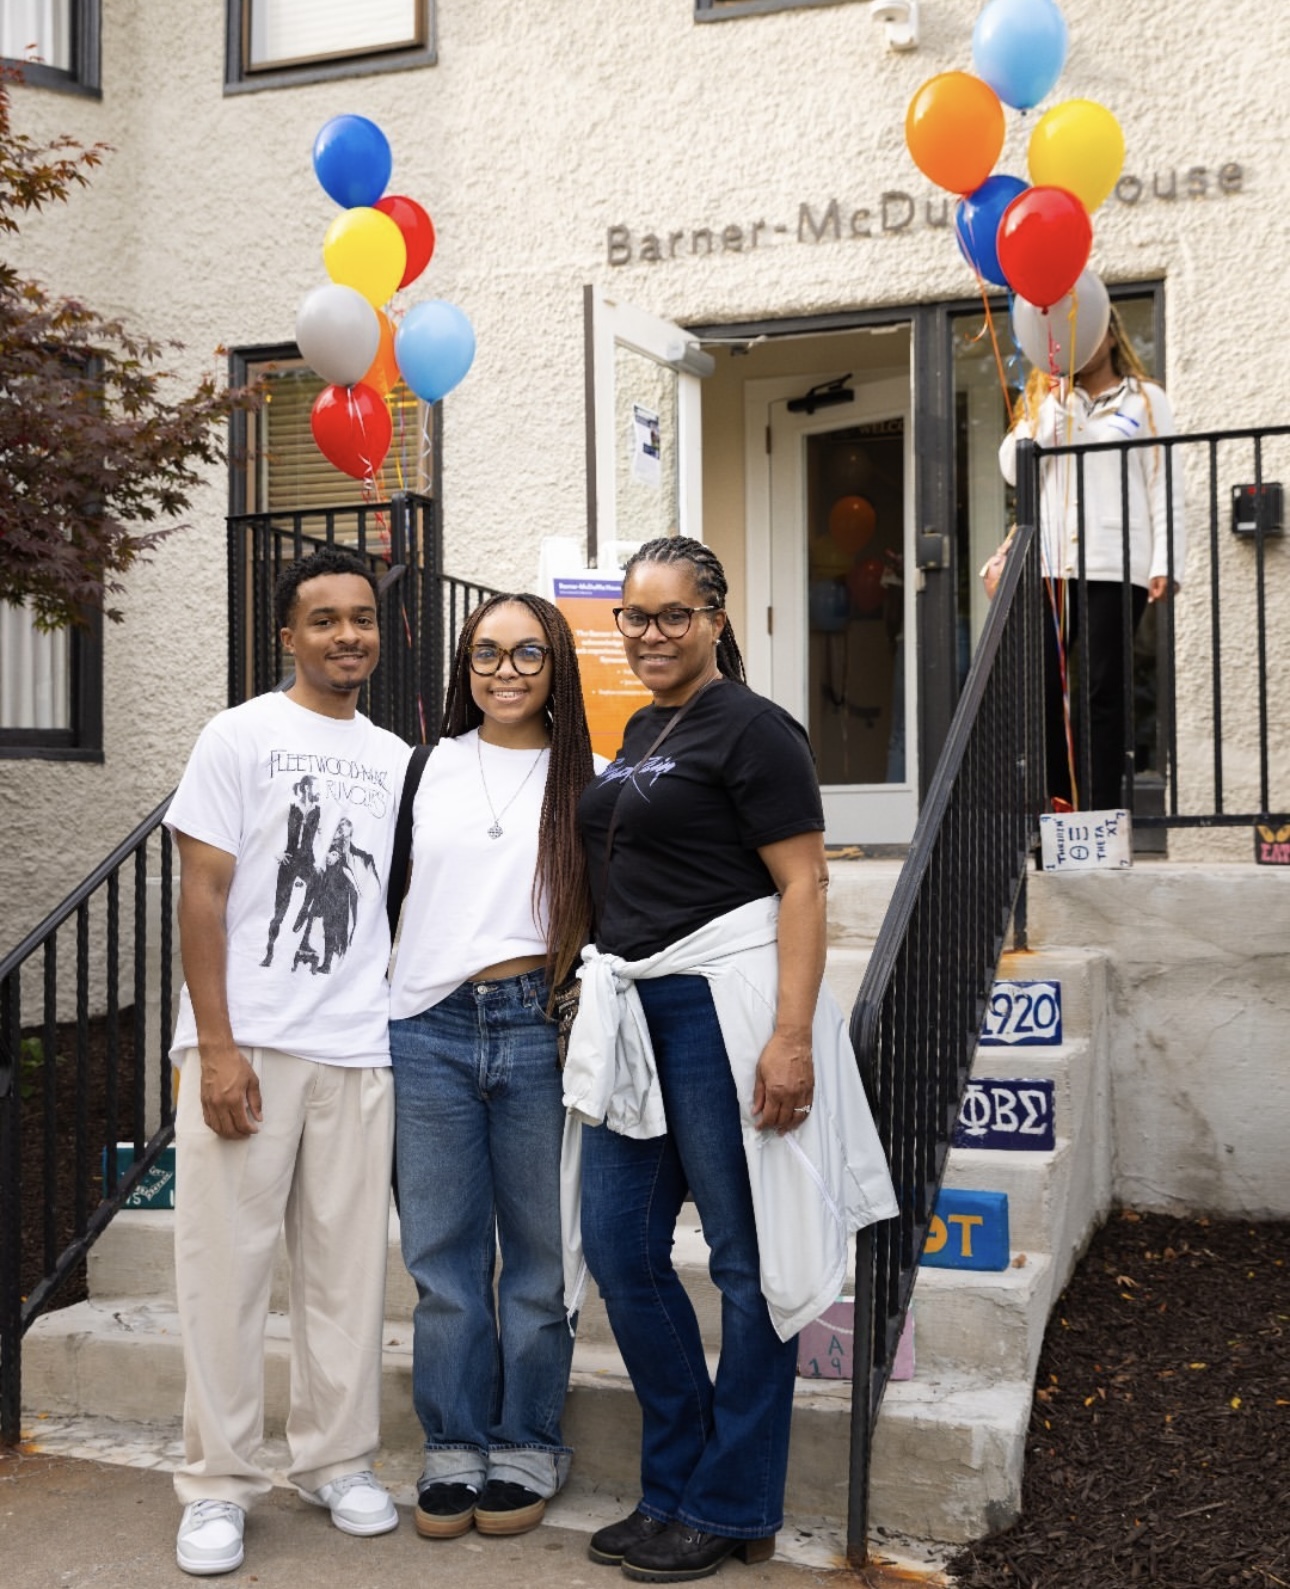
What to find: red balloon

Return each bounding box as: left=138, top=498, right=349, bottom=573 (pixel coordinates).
left=996, top=186, right=1093, bottom=309
left=847, top=555, right=886, bottom=617
left=374, top=195, right=436, bottom=289
left=310, top=382, right=392, bottom=479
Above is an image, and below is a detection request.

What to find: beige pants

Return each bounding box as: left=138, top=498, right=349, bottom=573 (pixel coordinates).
left=172, top=1047, right=394, bottom=1510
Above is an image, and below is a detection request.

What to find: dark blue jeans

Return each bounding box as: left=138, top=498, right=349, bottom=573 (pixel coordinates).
left=580, top=975, right=797, bottom=1538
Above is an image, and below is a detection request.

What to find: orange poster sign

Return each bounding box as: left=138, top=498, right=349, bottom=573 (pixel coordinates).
left=554, top=576, right=651, bottom=761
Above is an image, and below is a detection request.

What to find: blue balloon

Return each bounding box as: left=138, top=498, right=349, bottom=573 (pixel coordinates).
left=395, top=300, right=477, bottom=403
left=312, top=115, right=392, bottom=209
left=808, top=580, right=850, bottom=635
left=956, top=174, right=1028, bottom=288
left=972, top=0, right=1068, bottom=111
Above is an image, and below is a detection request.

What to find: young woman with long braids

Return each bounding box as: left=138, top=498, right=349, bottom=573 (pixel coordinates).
left=999, top=307, right=1185, bottom=810
left=388, top=593, right=600, bottom=1542
left=564, top=538, right=897, bottom=1582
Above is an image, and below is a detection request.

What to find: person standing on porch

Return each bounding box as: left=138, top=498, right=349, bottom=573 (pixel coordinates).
left=167, top=547, right=410, bottom=1576
left=388, top=594, right=600, bottom=1542
left=999, top=307, right=1185, bottom=811
left=565, top=536, right=897, bottom=1583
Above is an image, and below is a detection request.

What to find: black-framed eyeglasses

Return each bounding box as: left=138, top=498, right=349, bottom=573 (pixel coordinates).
left=467, top=642, right=552, bottom=676
left=612, top=605, right=719, bottom=639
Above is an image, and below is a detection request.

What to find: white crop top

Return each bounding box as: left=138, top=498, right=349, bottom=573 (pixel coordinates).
left=389, top=729, right=553, bottom=1017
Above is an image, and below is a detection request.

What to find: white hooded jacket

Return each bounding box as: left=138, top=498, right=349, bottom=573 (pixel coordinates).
left=998, top=376, right=1185, bottom=588
left=560, top=896, right=899, bottom=1341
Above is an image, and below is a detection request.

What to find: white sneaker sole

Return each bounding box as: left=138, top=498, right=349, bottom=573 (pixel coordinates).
left=176, top=1543, right=245, bottom=1576
left=300, top=1487, right=399, bottom=1537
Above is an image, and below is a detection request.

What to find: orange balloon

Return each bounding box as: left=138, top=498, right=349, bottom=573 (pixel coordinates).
left=362, top=310, right=400, bottom=397
left=828, top=495, right=876, bottom=556
left=906, top=72, right=1006, bottom=196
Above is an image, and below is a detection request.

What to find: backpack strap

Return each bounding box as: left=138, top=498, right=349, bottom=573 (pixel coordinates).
left=388, top=744, right=432, bottom=941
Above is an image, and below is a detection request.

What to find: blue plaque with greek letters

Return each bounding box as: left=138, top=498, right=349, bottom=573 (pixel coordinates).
left=978, top=979, right=1062, bottom=1046
left=953, top=1077, right=1056, bottom=1151
left=921, top=1189, right=1010, bottom=1271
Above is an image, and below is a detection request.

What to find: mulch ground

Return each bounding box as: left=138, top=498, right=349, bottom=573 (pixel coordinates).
left=946, top=1210, right=1290, bottom=1589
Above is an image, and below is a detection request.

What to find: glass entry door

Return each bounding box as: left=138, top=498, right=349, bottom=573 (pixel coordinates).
left=755, top=365, right=915, bottom=844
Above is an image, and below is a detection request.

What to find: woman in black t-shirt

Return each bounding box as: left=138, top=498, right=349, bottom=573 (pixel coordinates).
left=576, top=537, right=827, bottom=1582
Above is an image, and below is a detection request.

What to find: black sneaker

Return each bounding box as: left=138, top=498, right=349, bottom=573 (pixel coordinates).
left=473, top=1479, right=546, bottom=1536
left=588, top=1508, right=668, bottom=1565
left=415, top=1481, right=479, bottom=1539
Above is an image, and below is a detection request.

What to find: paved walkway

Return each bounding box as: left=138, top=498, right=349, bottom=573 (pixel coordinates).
left=1, top=1419, right=948, bottom=1588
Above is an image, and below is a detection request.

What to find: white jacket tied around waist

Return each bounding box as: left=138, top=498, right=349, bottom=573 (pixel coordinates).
left=998, top=379, right=1185, bottom=589
left=559, top=896, right=899, bottom=1341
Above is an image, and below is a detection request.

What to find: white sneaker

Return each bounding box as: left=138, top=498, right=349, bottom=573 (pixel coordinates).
left=176, top=1499, right=245, bottom=1576
left=301, top=1469, right=399, bottom=1536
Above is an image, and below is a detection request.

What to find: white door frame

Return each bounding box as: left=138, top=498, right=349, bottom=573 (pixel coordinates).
left=584, top=285, right=713, bottom=559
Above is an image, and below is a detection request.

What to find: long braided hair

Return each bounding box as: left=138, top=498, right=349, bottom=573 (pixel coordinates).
left=441, top=593, right=595, bottom=990
left=620, top=536, right=746, bottom=683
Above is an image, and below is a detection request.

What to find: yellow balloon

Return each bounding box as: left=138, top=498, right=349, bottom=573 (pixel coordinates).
left=1027, top=99, right=1125, bottom=214
left=322, top=207, right=407, bottom=308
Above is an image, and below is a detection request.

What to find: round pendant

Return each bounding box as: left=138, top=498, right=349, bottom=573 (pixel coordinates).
left=488, top=822, right=503, bottom=839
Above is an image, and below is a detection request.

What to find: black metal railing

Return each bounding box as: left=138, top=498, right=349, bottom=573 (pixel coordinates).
left=845, top=518, right=1044, bottom=1566
left=0, top=799, right=175, bottom=1445
left=227, top=492, right=499, bottom=742
left=1016, top=423, right=1290, bottom=827
left=1, top=499, right=504, bottom=1448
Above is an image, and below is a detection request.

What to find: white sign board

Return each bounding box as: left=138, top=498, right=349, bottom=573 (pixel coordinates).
left=1040, top=810, right=1132, bottom=872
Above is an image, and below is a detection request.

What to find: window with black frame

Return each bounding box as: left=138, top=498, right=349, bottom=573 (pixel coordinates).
left=0, top=0, right=100, bottom=96
left=226, top=0, right=435, bottom=90
left=235, top=354, right=434, bottom=515
left=0, top=606, right=102, bottom=760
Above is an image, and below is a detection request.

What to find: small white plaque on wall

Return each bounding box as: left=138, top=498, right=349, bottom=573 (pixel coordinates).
left=1040, top=810, right=1132, bottom=872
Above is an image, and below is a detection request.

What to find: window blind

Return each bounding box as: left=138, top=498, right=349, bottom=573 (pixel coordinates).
left=0, top=602, right=70, bottom=729
left=253, top=363, right=432, bottom=513
left=247, top=0, right=421, bottom=70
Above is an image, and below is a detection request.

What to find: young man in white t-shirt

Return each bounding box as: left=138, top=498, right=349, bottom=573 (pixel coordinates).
left=167, top=548, right=411, bottom=1576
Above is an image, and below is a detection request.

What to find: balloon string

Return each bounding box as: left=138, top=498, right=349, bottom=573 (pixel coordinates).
left=959, top=203, right=1012, bottom=419
left=1045, top=577, right=1079, bottom=809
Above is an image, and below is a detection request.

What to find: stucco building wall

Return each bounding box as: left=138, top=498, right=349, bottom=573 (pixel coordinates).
left=3, top=0, right=1288, bottom=938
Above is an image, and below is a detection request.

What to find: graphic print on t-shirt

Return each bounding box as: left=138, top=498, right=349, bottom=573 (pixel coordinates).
left=599, top=752, right=677, bottom=797
left=262, top=775, right=322, bottom=966
left=258, top=750, right=389, bottom=977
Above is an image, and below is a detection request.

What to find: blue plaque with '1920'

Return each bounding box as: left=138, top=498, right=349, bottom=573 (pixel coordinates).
left=953, top=1078, right=1056, bottom=1152
left=979, top=979, right=1062, bottom=1046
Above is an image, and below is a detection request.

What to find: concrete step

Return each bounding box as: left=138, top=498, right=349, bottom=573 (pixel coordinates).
left=821, top=944, right=872, bottom=1024
left=908, top=1252, right=1054, bottom=1383
left=59, top=917, right=1111, bottom=1548
left=825, top=861, right=903, bottom=947
left=22, top=1295, right=1018, bottom=1543
left=869, top=1374, right=1032, bottom=1542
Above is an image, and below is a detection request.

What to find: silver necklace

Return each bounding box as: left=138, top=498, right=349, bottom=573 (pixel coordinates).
left=476, top=733, right=546, bottom=839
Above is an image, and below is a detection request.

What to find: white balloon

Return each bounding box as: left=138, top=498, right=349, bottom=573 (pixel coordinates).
left=295, top=283, right=380, bottom=388
left=1012, top=268, right=1111, bottom=378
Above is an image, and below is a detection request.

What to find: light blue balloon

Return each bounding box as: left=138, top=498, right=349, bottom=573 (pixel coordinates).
left=972, top=0, right=1068, bottom=112
left=395, top=300, right=477, bottom=403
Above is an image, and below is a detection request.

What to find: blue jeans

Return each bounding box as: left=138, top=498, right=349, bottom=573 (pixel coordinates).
left=390, top=969, right=573, bottom=1497
left=580, top=975, right=798, bottom=1538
